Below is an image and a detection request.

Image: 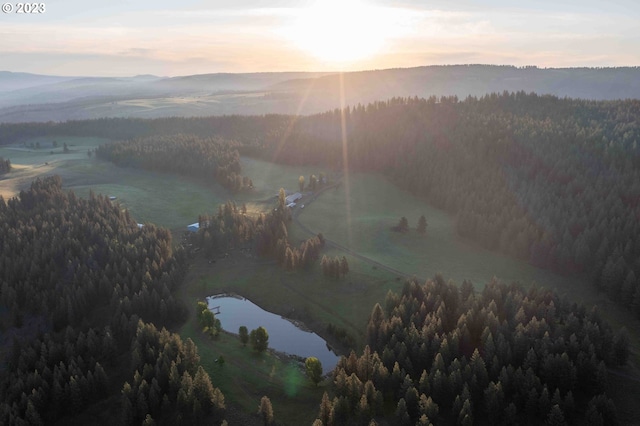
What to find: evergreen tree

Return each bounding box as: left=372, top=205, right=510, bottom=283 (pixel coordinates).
left=239, top=326, right=249, bottom=346
left=547, top=404, right=567, bottom=426
left=341, top=256, right=350, bottom=275
left=417, top=215, right=427, bottom=235
left=258, top=396, right=274, bottom=425
left=317, top=392, right=332, bottom=426
left=395, top=217, right=409, bottom=233
left=395, top=398, right=411, bottom=426
left=611, top=327, right=630, bottom=366
left=250, top=327, right=269, bottom=352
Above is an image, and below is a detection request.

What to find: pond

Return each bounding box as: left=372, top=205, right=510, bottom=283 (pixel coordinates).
left=207, top=295, right=340, bottom=372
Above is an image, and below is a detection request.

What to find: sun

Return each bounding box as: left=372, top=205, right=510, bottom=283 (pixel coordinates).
left=286, top=0, right=391, bottom=65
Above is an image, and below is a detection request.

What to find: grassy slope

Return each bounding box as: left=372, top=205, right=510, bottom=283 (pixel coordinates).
left=0, top=136, right=108, bottom=198
left=299, top=171, right=640, bottom=350
left=4, top=141, right=639, bottom=423
left=179, top=302, right=325, bottom=425
left=300, top=172, right=606, bottom=302
left=178, top=251, right=401, bottom=425
left=0, top=137, right=231, bottom=229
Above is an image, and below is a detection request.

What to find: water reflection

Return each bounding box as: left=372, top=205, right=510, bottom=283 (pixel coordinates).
left=207, top=295, right=339, bottom=371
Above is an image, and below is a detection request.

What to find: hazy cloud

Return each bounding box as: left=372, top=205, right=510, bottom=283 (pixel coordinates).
left=1, top=1, right=638, bottom=75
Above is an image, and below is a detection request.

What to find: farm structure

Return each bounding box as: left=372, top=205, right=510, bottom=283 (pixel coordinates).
left=285, top=192, right=302, bottom=204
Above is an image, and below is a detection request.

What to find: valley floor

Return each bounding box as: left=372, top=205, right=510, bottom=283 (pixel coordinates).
left=2, top=139, right=640, bottom=424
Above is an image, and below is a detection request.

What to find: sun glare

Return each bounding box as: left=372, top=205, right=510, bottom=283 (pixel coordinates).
left=287, top=0, right=391, bottom=65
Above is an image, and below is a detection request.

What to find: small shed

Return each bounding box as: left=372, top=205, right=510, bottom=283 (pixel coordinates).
left=187, top=222, right=200, bottom=233
left=285, top=192, right=302, bottom=204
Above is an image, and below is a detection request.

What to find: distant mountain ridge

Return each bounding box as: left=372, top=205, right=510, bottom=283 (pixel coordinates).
left=0, top=71, right=78, bottom=92
left=1, top=65, right=639, bottom=122
left=275, top=65, right=640, bottom=102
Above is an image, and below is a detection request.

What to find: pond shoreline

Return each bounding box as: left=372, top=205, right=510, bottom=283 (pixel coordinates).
left=206, top=293, right=340, bottom=371
left=208, top=292, right=316, bottom=333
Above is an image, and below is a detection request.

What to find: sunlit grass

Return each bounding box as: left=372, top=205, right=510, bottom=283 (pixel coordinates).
left=300, top=172, right=601, bottom=300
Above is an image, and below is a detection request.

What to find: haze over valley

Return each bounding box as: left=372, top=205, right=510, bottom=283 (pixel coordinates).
left=2, top=1, right=640, bottom=425
left=2, top=65, right=640, bottom=123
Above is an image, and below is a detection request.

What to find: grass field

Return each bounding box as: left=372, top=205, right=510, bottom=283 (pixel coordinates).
left=179, top=304, right=326, bottom=425
left=0, top=147, right=329, bottom=229
left=299, top=172, right=599, bottom=301
left=63, top=92, right=276, bottom=120
left=0, top=136, right=109, bottom=198
left=0, top=137, right=233, bottom=229
left=240, top=157, right=337, bottom=201
left=295, top=171, right=640, bottom=395
left=178, top=250, right=401, bottom=425
left=3, top=138, right=640, bottom=424
left=70, top=171, right=228, bottom=229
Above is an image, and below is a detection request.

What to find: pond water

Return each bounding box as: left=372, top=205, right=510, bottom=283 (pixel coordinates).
left=207, top=295, right=340, bottom=372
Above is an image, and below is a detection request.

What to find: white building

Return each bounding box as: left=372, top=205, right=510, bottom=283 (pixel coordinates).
left=285, top=192, right=302, bottom=204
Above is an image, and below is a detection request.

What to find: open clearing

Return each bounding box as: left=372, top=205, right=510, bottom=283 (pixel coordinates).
left=239, top=157, right=337, bottom=201
left=295, top=171, right=640, bottom=379
left=299, top=173, right=600, bottom=301
left=4, top=141, right=639, bottom=346
left=3, top=138, right=640, bottom=423
left=0, top=137, right=231, bottom=229
left=179, top=304, right=326, bottom=426
left=0, top=91, right=283, bottom=123
left=0, top=137, right=107, bottom=198
left=178, top=249, right=400, bottom=425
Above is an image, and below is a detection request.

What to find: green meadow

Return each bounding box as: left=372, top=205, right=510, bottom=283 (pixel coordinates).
left=1, top=137, right=230, bottom=229
left=178, top=249, right=401, bottom=425
left=298, top=172, right=599, bottom=301
left=179, top=304, right=325, bottom=425
left=3, top=137, right=640, bottom=423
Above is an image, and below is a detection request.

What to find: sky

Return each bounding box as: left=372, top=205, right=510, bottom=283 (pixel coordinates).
left=1, top=0, right=639, bottom=77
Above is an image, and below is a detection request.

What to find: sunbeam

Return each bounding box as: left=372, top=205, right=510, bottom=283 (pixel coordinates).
left=339, top=71, right=353, bottom=249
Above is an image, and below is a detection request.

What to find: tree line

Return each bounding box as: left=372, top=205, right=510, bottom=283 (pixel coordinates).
left=0, top=156, right=10, bottom=174
left=393, top=215, right=427, bottom=234
left=96, top=134, right=252, bottom=192
left=0, top=115, right=274, bottom=146
left=314, top=275, right=626, bottom=425
left=192, top=190, right=345, bottom=275
left=321, top=255, right=350, bottom=278
left=249, top=94, right=640, bottom=321
left=122, top=321, right=225, bottom=425
left=6, top=94, right=637, bottom=319
left=0, top=176, right=226, bottom=425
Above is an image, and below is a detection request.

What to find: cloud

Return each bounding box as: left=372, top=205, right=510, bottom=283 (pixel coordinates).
left=1, top=2, right=639, bottom=75
left=119, top=48, right=155, bottom=57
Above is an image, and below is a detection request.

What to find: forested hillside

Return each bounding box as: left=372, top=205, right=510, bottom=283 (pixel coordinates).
left=96, top=135, right=252, bottom=192
left=0, top=115, right=287, bottom=147
left=317, top=276, right=626, bottom=425
left=259, top=94, right=640, bottom=320
left=2, top=66, right=640, bottom=123
left=2, top=93, right=640, bottom=319
left=0, top=177, right=225, bottom=425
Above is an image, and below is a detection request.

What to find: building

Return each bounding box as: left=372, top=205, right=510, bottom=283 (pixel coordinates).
left=286, top=202, right=296, bottom=208
left=187, top=222, right=200, bottom=233
left=285, top=192, right=302, bottom=204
